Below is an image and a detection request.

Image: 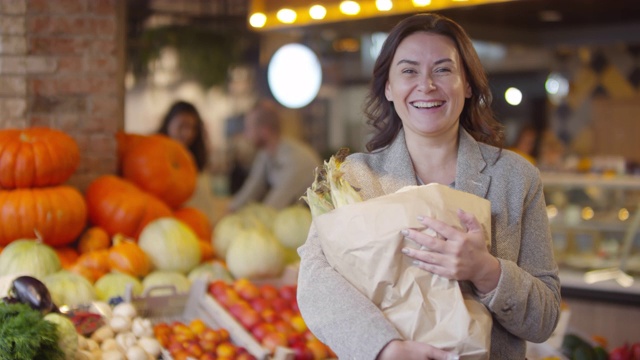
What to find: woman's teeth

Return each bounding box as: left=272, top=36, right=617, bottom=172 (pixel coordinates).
left=412, top=101, right=443, bottom=109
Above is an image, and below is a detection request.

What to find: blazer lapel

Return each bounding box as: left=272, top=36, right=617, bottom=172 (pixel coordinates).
left=379, top=130, right=418, bottom=194
left=455, top=129, right=491, bottom=199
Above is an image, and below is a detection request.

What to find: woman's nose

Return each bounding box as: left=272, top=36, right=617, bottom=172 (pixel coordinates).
left=418, top=75, right=436, bottom=92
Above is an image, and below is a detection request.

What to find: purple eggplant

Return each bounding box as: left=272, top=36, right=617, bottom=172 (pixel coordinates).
left=9, top=276, right=58, bottom=314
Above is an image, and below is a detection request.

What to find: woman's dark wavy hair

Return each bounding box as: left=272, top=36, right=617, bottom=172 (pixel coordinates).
left=158, top=101, right=209, bottom=171
left=364, top=13, right=504, bottom=152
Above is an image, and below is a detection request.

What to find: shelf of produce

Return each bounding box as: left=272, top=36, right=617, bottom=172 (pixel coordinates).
left=124, top=281, right=293, bottom=360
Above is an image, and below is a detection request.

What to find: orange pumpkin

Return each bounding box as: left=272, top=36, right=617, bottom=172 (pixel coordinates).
left=0, top=186, right=88, bottom=246
left=71, top=249, right=110, bottom=283
left=108, top=235, right=152, bottom=277
left=55, top=246, right=80, bottom=269
left=174, top=207, right=212, bottom=240
left=0, top=127, right=80, bottom=189
left=85, top=175, right=173, bottom=239
left=121, top=134, right=197, bottom=209
left=199, top=240, right=216, bottom=262
left=115, top=131, right=145, bottom=173
left=78, top=226, right=111, bottom=254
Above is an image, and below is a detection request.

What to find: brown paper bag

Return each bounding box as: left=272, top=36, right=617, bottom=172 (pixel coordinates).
left=315, top=183, right=493, bottom=359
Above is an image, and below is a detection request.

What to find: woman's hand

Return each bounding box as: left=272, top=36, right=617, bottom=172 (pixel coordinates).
left=377, top=339, right=457, bottom=360
left=401, top=209, right=501, bottom=293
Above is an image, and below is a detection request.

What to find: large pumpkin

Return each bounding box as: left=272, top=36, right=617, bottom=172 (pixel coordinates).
left=85, top=175, right=172, bottom=239
left=121, top=134, right=197, bottom=209
left=0, top=186, right=88, bottom=246
left=0, top=127, right=80, bottom=189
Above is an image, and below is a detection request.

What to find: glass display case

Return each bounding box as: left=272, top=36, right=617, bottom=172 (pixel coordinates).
left=541, top=172, right=640, bottom=304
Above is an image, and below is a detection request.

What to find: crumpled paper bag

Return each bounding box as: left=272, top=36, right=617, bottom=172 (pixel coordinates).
left=315, top=183, right=493, bottom=359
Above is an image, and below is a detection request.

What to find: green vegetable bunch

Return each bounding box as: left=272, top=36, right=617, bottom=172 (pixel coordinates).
left=0, top=303, right=65, bottom=360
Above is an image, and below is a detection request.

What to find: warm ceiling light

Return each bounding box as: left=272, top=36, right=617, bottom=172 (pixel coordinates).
left=309, top=5, right=327, bottom=20
left=376, top=0, right=393, bottom=11
left=277, top=8, right=297, bottom=24
left=340, top=1, right=361, bottom=15
left=249, top=12, right=267, bottom=28
left=412, top=0, right=431, bottom=6
left=539, top=10, right=562, bottom=22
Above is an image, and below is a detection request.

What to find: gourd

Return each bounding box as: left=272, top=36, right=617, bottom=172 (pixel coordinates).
left=0, top=186, right=88, bottom=246
left=121, top=134, right=197, bottom=209
left=44, top=312, right=79, bottom=359
left=85, top=175, right=172, bottom=239
left=43, top=270, right=96, bottom=308
left=0, top=127, right=80, bottom=189
left=107, top=235, right=151, bottom=278
left=0, top=239, right=61, bottom=279
left=138, top=218, right=201, bottom=274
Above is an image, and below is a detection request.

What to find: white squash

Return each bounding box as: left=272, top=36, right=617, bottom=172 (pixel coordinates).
left=94, top=272, right=143, bottom=302
left=273, top=205, right=312, bottom=249
left=0, top=239, right=61, bottom=278
left=138, top=218, right=201, bottom=274
left=43, top=270, right=96, bottom=307
left=226, top=226, right=286, bottom=280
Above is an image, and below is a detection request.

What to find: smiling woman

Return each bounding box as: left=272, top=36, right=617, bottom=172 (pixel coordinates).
left=296, top=13, right=561, bottom=360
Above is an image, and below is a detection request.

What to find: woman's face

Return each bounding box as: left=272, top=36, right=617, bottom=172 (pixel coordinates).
left=385, top=32, right=471, bottom=140
left=167, top=112, right=198, bottom=146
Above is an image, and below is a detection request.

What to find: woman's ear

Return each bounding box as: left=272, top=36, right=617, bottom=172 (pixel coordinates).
left=385, top=81, right=392, bottom=102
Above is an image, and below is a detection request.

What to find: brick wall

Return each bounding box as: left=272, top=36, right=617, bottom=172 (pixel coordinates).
left=0, top=0, right=125, bottom=191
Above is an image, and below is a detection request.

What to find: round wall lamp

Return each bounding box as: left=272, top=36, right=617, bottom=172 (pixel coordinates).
left=267, top=43, right=322, bottom=109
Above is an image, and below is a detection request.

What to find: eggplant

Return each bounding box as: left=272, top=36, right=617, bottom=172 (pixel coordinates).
left=1, top=296, right=20, bottom=305
left=9, top=276, right=58, bottom=314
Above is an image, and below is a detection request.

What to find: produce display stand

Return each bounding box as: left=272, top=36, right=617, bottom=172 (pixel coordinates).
left=123, top=281, right=294, bottom=360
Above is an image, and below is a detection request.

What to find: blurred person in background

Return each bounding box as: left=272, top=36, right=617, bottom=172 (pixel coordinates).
left=228, top=99, right=322, bottom=211
left=158, top=100, right=216, bottom=221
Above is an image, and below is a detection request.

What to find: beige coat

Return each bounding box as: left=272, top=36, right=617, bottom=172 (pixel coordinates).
left=297, top=128, right=561, bottom=360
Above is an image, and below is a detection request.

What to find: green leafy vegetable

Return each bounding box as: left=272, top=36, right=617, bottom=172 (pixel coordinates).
left=0, top=303, right=65, bottom=360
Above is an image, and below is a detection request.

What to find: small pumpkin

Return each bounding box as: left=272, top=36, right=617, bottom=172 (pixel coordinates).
left=70, top=249, right=110, bottom=283
left=198, top=240, right=215, bottom=262
left=173, top=206, right=212, bottom=240
left=108, top=235, right=152, bottom=277
left=0, top=186, right=88, bottom=246
left=55, top=247, right=79, bottom=269
left=0, top=127, right=80, bottom=189
left=77, top=226, right=111, bottom=254
left=85, top=175, right=172, bottom=239
left=121, top=134, right=197, bottom=209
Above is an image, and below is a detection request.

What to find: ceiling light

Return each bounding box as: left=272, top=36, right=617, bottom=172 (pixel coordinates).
left=249, top=12, right=267, bottom=28
left=340, top=1, right=361, bottom=15
left=505, top=87, right=522, bottom=106
left=376, top=0, right=393, bottom=11
left=277, top=8, right=297, bottom=24
left=309, top=5, right=327, bottom=20
left=412, top=0, right=431, bottom=6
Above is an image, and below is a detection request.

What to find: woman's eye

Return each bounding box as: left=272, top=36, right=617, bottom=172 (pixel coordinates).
left=435, top=67, right=452, bottom=73
left=401, top=68, right=416, bottom=74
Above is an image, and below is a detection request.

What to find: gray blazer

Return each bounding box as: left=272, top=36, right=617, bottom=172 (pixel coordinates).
left=297, top=128, right=561, bottom=360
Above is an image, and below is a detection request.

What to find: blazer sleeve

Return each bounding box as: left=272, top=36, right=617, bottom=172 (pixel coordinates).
left=477, top=173, right=561, bottom=343
left=297, top=223, right=402, bottom=359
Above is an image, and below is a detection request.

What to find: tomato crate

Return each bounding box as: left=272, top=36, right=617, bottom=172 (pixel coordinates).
left=123, top=280, right=294, bottom=360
